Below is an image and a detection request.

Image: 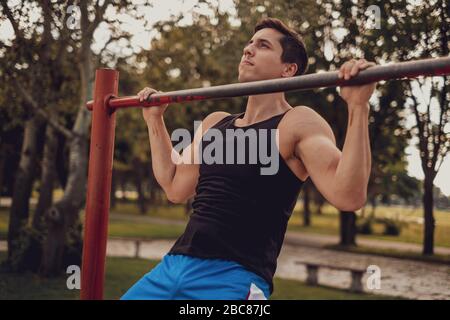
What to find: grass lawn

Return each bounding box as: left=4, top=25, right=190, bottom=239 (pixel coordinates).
left=108, top=218, right=185, bottom=240
left=110, top=202, right=189, bottom=221
left=0, top=252, right=398, bottom=300
left=287, top=203, right=450, bottom=248
left=0, top=206, right=185, bottom=241
left=0, top=207, right=8, bottom=240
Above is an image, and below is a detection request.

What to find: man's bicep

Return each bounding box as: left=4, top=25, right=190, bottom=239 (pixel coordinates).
left=295, top=134, right=341, bottom=204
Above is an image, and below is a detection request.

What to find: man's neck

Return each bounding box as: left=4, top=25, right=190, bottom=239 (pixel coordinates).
left=240, top=92, right=292, bottom=125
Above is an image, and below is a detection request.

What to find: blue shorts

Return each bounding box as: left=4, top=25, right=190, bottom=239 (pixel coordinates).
left=121, top=254, right=271, bottom=300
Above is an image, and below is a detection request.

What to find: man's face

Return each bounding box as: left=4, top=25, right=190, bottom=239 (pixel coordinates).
left=238, top=28, right=295, bottom=82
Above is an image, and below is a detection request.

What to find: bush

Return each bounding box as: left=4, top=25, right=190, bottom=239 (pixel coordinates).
left=357, top=218, right=374, bottom=235
left=381, top=218, right=402, bottom=236
left=7, top=224, right=44, bottom=272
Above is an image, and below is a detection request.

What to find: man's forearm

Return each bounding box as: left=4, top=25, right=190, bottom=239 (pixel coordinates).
left=146, top=116, right=179, bottom=192
left=334, top=104, right=371, bottom=202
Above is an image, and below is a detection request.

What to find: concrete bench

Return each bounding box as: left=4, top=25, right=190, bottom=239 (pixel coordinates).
left=294, top=260, right=366, bottom=293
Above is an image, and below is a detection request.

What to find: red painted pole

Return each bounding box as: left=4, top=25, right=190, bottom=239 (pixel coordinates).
left=81, top=69, right=118, bottom=300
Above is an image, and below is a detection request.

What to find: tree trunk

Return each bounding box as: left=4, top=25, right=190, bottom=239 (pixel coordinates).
left=339, top=211, right=356, bottom=246
left=133, top=158, right=147, bottom=214
left=10, top=125, right=60, bottom=272
left=120, top=173, right=128, bottom=202
left=110, top=169, right=117, bottom=209
left=315, top=196, right=324, bottom=215
left=303, top=184, right=311, bottom=226
left=422, top=175, right=435, bottom=255
left=40, top=34, right=93, bottom=276
left=0, top=143, right=6, bottom=196
left=55, top=133, right=68, bottom=190
left=7, top=116, right=43, bottom=263
left=148, top=168, right=159, bottom=205
left=40, top=116, right=90, bottom=276
left=370, top=197, right=377, bottom=218
left=185, top=198, right=192, bottom=216
left=33, top=125, right=58, bottom=230
left=311, top=185, right=324, bottom=215
left=316, top=203, right=323, bottom=215
left=422, top=0, right=448, bottom=255
left=40, top=128, right=89, bottom=276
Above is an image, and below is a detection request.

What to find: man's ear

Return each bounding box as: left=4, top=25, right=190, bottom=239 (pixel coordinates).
left=281, top=63, right=298, bottom=77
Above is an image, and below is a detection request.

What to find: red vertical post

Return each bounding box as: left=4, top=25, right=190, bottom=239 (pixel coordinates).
left=81, top=69, right=118, bottom=300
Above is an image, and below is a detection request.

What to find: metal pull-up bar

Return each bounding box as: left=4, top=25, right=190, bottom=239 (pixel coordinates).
left=80, top=56, right=450, bottom=300
left=86, top=56, right=450, bottom=111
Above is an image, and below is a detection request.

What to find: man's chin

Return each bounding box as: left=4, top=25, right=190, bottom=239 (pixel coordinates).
left=238, top=75, right=254, bottom=83
left=238, top=72, right=274, bottom=83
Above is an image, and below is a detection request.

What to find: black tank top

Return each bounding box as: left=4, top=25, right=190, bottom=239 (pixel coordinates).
left=168, top=110, right=305, bottom=294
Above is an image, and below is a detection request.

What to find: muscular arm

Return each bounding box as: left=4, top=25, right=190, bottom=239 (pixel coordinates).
left=294, top=106, right=371, bottom=211
left=145, top=111, right=229, bottom=203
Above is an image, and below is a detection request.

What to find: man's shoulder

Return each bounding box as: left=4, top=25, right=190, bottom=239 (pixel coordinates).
left=284, top=106, right=335, bottom=141
left=286, top=105, right=323, bottom=121
left=201, top=111, right=231, bottom=131
left=205, top=111, right=231, bottom=121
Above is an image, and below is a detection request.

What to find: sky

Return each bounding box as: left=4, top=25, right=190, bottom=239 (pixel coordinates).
left=1, top=0, right=449, bottom=196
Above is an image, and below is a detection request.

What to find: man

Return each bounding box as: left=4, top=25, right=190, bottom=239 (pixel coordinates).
left=121, top=17, right=375, bottom=300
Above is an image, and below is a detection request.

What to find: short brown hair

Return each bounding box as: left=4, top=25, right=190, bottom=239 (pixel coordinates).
left=254, top=18, right=308, bottom=76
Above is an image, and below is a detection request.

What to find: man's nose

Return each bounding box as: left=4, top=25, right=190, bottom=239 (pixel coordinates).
left=243, top=44, right=255, bottom=57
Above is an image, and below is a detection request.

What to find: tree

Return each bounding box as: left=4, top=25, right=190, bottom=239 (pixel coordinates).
left=367, top=0, right=449, bottom=255
left=0, top=0, right=136, bottom=274
left=302, top=180, right=312, bottom=226
left=410, top=1, right=449, bottom=255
